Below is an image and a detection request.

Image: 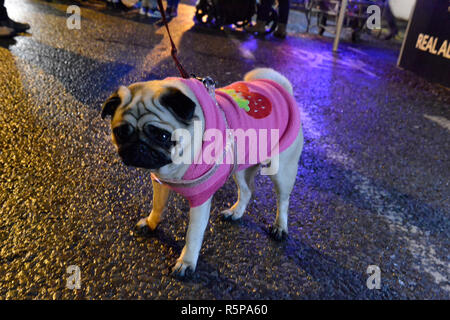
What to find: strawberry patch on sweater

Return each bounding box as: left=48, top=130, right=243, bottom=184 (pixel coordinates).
left=219, top=83, right=272, bottom=119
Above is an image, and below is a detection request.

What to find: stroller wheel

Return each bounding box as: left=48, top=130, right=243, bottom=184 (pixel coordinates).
left=194, top=2, right=214, bottom=25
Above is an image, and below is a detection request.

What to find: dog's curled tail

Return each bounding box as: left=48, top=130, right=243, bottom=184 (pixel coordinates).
left=244, top=68, right=293, bottom=95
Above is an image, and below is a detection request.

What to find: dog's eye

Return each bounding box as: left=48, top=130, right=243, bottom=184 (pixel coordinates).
left=143, top=124, right=172, bottom=144
left=113, top=124, right=134, bottom=141
left=160, top=132, right=170, bottom=142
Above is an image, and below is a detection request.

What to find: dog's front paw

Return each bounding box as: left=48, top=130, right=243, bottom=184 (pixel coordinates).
left=171, top=260, right=195, bottom=279
left=134, top=218, right=157, bottom=237
left=269, top=225, right=288, bottom=241
left=221, top=208, right=244, bottom=221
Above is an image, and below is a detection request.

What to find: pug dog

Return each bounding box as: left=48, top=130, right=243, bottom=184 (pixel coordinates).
left=101, top=68, right=303, bottom=277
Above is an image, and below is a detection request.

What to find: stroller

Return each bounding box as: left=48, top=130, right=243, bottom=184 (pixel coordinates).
left=194, top=0, right=278, bottom=34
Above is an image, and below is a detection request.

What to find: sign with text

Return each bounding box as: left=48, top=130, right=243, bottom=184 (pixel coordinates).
left=398, top=0, right=450, bottom=87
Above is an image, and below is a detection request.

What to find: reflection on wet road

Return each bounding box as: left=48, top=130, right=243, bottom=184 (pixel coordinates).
left=0, top=0, right=448, bottom=299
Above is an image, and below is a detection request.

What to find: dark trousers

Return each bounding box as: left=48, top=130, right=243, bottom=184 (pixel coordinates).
left=258, top=0, right=290, bottom=24
left=167, top=0, right=180, bottom=7
left=0, top=0, right=8, bottom=21
left=383, top=0, right=398, bottom=33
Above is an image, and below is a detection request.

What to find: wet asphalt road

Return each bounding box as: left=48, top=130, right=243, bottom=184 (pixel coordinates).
left=0, top=0, right=449, bottom=299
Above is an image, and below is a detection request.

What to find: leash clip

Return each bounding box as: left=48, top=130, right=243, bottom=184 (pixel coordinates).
left=202, top=76, right=218, bottom=106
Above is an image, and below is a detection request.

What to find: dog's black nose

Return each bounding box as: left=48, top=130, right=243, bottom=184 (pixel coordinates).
left=138, top=143, right=148, bottom=156
left=120, top=142, right=151, bottom=166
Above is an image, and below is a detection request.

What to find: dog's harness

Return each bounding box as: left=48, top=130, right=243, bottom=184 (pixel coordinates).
left=151, top=78, right=239, bottom=188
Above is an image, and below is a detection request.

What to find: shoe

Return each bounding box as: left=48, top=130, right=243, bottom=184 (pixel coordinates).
left=147, top=8, right=162, bottom=18
left=0, top=18, right=30, bottom=33
left=273, top=23, right=286, bottom=39
left=139, top=7, right=147, bottom=15
left=0, top=26, right=15, bottom=38
left=245, top=20, right=265, bottom=34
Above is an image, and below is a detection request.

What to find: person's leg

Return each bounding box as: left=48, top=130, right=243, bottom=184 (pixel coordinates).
left=277, top=0, right=290, bottom=24
left=149, top=0, right=157, bottom=9
left=166, top=0, right=172, bottom=16
left=257, top=0, right=274, bottom=22
left=274, top=0, right=290, bottom=38
left=245, top=0, right=274, bottom=34
left=383, top=0, right=398, bottom=40
left=350, top=17, right=363, bottom=42
left=147, top=0, right=162, bottom=18
left=140, top=0, right=149, bottom=15
left=318, top=14, right=327, bottom=35
left=166, top=0, right=179, bottom=17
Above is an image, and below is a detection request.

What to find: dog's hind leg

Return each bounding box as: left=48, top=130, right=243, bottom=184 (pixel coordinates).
left=268, top=168, right=296, bottom=240
left=268, top=129, right=303, bottom=240
left=221, top=164, right=260, bottom=221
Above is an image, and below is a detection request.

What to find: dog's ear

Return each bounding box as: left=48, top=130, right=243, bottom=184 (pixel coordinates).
left=158, top=87, right=196, bottom=123
left=101, top=91, right=121, bottom=119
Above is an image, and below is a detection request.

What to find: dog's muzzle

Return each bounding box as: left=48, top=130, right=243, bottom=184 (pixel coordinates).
left=118, top=142, right=172, bottom=169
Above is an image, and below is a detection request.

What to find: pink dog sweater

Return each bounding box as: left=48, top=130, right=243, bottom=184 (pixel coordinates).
left=160, top=77, right=301, bottom=207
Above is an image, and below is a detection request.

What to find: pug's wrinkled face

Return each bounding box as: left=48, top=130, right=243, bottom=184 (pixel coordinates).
left=101, top=82, right=197, bottom=170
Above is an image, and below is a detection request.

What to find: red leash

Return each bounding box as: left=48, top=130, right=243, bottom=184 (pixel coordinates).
left=156, top=0, right=190, bottom=79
